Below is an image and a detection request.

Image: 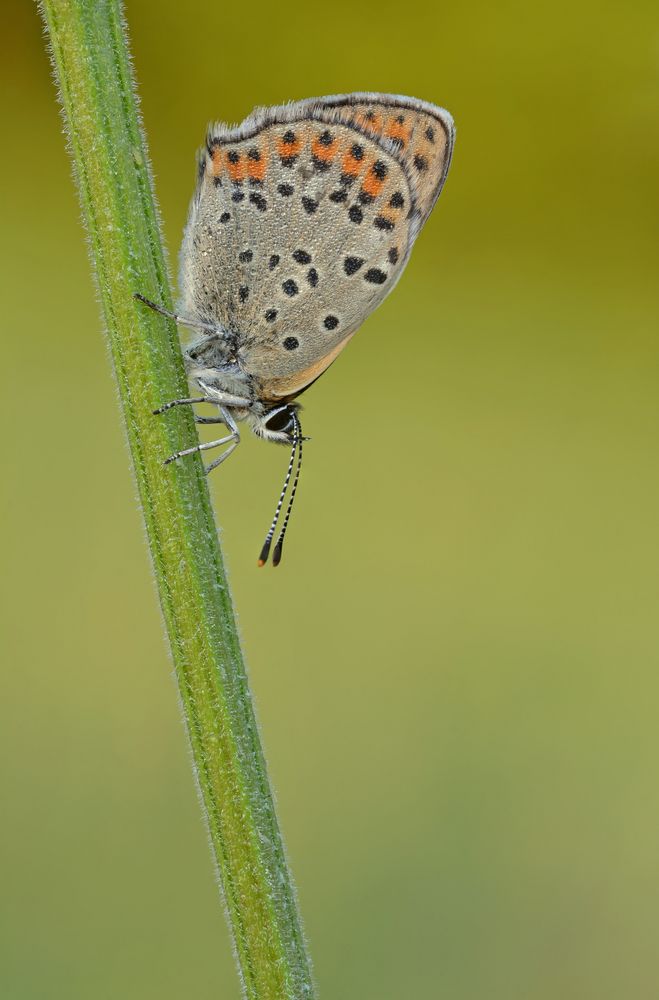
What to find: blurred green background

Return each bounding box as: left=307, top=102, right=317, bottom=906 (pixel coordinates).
left=2, top=1, right=659, bottom=997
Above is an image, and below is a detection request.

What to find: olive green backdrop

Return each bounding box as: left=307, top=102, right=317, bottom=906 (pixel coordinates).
left=2, top=2, right=659, bottom=997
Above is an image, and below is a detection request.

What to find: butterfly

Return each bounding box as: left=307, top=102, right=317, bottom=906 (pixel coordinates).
left=136, top=93, right=455, bottom=565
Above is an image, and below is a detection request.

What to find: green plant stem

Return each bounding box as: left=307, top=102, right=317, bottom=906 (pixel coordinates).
left=38, top=2, right=315, bottom=996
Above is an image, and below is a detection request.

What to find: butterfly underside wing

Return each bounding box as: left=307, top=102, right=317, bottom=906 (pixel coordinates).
left=179, top=93, right=455, bottom=402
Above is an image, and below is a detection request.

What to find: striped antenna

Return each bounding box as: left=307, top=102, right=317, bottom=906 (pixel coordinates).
left=257, top=418, right=300, bottom=567
left=272, top=412, right=303, bottom=568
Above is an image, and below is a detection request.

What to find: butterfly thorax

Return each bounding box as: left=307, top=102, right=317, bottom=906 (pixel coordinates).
left=184, top=332, right=300, bottom=445
left=185, top=326, right=309, bottom=411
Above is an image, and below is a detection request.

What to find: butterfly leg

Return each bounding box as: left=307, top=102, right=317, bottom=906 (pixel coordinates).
left=194, top=414, right=227, bottom=424
left=164, top=434, right=235, bottom=465
left=193, top=397, right=249, bottom=423
left=164, top=406, right=241, bottom=471
left=153, top=393, right=251, bottom=416
left=154, top=396, right=213, bottom=415
left=204, top=440, right=239, bottom=474
left=204, top=408, right=241, bottom=474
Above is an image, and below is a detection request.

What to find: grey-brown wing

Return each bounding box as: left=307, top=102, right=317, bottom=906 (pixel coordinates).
left=179, top=94, right=454, bottom=400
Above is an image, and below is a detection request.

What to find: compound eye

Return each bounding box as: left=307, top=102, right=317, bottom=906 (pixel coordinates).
left=265, top=407, right=294, bottom=435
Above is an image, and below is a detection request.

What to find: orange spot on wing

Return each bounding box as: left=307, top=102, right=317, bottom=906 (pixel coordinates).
left=277, top=137, right=302, bottom=158
left=311, top=136, right=338, bottom=162
left=226, top=153, right=246, bottom=183
left=361, top=169, right=385, bottom=199
left=386, top=118, right=411, bottom=146
left=211, top=148, right=223, bottom=175
left=247, top=153, right=267, bottom=182
left=341, top=151, right=364, bottom=177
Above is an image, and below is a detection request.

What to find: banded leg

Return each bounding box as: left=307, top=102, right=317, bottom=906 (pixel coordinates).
left=164, top=406, right=241, bottom=471
left=204, top=440, right=240, bottom=474
left=195, top=414, right=226, bottom=425
left=204, top=407, right=241, bottom=473
left=153, top=393, right=251, bottom=416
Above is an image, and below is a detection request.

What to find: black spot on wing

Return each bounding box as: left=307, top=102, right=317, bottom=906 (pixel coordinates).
left=344, top=256, right=364, bottom=275
left=249, top=192, right=267, bottom=211
left=364, top=268, right=387, bottom=285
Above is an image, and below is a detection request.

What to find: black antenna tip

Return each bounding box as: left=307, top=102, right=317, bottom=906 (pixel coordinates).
left=272, top=541, right=283, bottom=567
